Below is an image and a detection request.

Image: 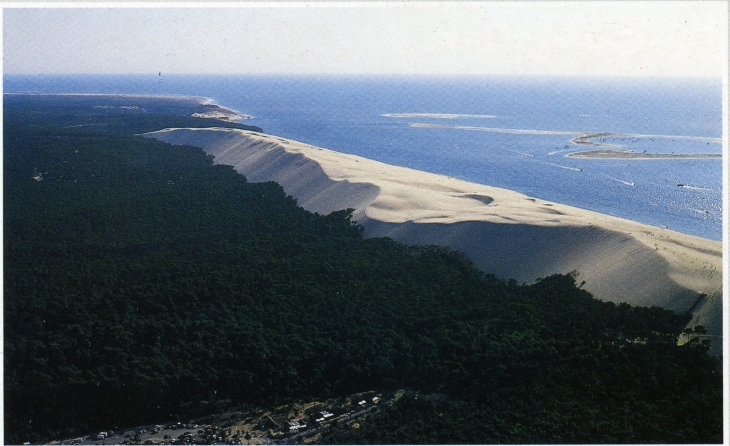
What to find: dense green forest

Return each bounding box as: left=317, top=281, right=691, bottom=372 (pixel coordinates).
left=4, top=94, right=722, bottom=444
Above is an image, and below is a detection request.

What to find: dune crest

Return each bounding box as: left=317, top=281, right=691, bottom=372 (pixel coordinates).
left=145, top=127, right=723, bottom=352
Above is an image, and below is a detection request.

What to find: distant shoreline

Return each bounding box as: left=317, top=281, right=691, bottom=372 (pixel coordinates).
left=2, top=92, right=253, bottom=122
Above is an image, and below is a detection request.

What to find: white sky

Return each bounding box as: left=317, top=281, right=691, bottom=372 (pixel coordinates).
left=2, top=2, right=727, bottom=77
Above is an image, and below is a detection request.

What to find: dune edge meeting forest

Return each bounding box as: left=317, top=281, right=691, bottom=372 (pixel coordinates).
left=3, top=94, right=723, bottom=445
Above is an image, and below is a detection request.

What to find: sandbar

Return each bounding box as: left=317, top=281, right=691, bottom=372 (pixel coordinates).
left=567, top=149, right=722, bottom=159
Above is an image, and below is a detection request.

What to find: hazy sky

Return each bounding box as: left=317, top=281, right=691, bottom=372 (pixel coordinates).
left=3, top=2, right=727, bottom=77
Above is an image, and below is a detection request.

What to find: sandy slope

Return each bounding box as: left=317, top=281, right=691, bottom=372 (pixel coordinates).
left=145, top=127, right=723, bottom=351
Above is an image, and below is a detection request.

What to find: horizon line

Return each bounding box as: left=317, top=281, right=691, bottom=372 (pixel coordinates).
left=3, top=72, right=723, bottom=80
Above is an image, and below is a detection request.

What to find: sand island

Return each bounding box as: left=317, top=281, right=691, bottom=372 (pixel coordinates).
left=567, top=132, right=722, bottom=158
left=567, top=149, right=722, bottom=159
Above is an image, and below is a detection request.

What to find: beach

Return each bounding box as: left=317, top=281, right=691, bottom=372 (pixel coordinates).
left=146, top=127, right=723, bottom=351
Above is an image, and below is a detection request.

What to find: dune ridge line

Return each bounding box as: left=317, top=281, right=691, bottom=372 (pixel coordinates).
left=144, top=127, right=723, bottom=352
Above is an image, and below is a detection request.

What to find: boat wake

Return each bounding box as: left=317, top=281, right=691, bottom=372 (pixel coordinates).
left=690, top=208, right=712, bottom=215
left=602, top=173, right=635, bottom=187
left=540, top=161, right=583, bottom=172
left=677, top=184, right=714, bottom=192
left=546, top=148, right=576, bottom=156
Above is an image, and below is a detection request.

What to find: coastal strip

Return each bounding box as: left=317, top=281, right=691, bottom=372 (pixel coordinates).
left=3, top=92, right=252, bottom=122
left=192, top=97, right=252, bottom=122
left=145, top=127, right=723, bottom=352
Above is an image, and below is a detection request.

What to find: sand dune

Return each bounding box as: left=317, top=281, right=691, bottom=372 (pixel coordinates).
left=145, top=127, right=723, bottom=352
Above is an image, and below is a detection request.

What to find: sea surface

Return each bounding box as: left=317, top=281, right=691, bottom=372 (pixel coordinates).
left=4, top=74, right=723, bottom=240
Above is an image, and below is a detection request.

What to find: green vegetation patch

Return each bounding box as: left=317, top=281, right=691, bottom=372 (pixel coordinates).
left=3, top=95, right=722, bottom=444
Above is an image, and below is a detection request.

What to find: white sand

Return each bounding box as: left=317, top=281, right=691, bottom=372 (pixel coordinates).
left=145, top=127, right=723, bottom=351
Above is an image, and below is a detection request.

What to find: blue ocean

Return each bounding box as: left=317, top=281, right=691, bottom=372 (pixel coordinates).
left=4, top=74, right=723, bottom=240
